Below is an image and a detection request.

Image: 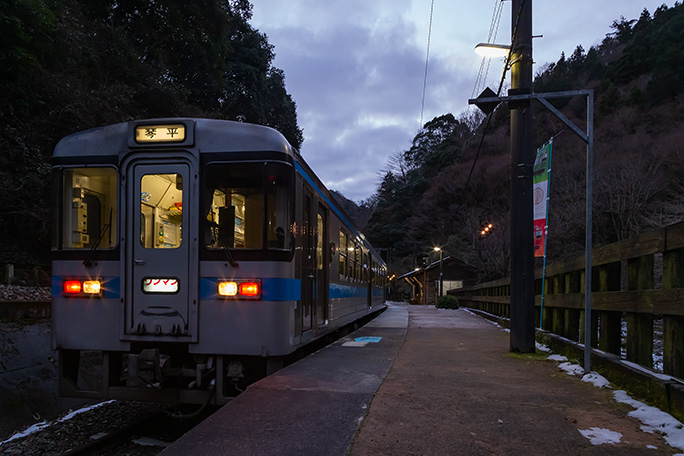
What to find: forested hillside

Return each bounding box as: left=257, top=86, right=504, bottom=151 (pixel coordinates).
left=0, top=0, right=302, bottom=264
left=365, top=3, right=684, bottom=280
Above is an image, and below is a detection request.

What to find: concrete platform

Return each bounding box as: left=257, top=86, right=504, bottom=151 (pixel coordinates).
left=161, top=304, right=680, bottom=455
left=160, top=303, right=408, bottom=455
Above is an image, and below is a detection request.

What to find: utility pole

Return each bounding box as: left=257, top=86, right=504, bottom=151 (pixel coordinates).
left=509, top=0, right=535, bottom=352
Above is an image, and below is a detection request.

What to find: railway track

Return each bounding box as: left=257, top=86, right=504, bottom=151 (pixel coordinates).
left=59, top=405, right=219, bottom=456
left=0, top=300, right=50, bottom=321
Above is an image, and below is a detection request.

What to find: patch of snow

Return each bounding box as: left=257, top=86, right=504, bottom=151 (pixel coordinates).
left=578, top=427, right=622, bottom=445
left=582, top=372, right=611, bottom=389
left=57, top=400, right=115, bottom=423
left=613, top=390, right=684, bottom=452
left=547, top=354, right=568, bottom=362
left=0, top=422, right=50, bottom=445
left=0, top=400, right=116, bottom=447
left=558, top=362, right=585, bottom=376
left=536, top=342, right=551, bottom=352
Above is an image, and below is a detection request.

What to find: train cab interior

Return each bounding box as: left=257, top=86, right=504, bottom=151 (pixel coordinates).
left=57, top=167, right=118, bottom=250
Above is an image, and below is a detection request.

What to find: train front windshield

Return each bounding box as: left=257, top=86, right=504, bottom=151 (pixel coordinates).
left=55, top=167, right=118, bottom=250
left=203, top=162, right=293, bottom=251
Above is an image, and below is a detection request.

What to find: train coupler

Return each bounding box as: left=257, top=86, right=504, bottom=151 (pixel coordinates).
left=126, top=348, right=164, bottom=387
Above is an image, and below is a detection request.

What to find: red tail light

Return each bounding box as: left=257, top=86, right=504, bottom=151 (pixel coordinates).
left=239, top=282, right=260, bottom=297
left=64, top=280, right=82, bottom=294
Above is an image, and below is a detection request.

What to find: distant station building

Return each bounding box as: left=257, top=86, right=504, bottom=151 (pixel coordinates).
left=394, top=256, right=478, bottom=306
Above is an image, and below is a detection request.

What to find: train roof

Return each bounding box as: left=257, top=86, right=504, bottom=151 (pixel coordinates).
left=53, top=118, right=296, bottom=158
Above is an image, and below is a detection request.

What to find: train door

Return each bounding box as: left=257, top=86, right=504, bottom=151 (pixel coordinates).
left=316, top=204, right=328, bottom=327
left=125, top=162, right=195, bottom=339
left=300, top=189, right=314, bottom=333
left=367, top=256, right=373, bottom=308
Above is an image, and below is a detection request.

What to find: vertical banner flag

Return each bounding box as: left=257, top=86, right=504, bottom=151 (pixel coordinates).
left=533, top=139, right=552, bottom=257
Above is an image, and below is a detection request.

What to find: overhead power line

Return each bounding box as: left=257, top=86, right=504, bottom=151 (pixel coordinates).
left=466, top=0, right=527, bottom=188
left=420, top=0, right=435, bottom=129
left=470, top=0, right=505, bottom=104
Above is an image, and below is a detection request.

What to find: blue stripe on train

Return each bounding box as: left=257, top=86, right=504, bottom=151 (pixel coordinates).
left=329, top=282, right=368, bottom=299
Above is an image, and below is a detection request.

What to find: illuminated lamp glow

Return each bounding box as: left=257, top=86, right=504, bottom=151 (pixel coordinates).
left=64, top=280, right=82, bottom=294
left=239, top=282, right=260, bottom=297
left=474, top=43, right=510, bottom=58
left=83, top=280, right=101, bottom=294
left=218, top=282, right=238, bottom=297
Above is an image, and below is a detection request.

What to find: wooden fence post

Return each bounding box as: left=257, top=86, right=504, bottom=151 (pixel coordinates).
left=626, top=256, right=654, bottom=367
left=552, top=274, right=565, bottom=336
left=564, top=271, right=581, bottom=342
left=599, top=262, right=621, bottom=355
left=541, top=275, right=553, bottom=330
left=579, top=268, right=599, bottom=347
left=663, top=247, right=684, bottom=377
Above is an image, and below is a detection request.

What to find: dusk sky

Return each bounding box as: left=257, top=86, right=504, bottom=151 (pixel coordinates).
left=250, top=1, right=674, bottom=202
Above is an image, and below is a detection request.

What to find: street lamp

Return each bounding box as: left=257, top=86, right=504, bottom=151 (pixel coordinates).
left=474, top=43, right=510, bottom=58
left=433, top=247, right=443, bottom=297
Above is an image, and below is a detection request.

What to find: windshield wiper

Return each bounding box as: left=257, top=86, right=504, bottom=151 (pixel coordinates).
left=83, top=209, right=112, bottom=267
left=218, top=238, right=239, bottom=268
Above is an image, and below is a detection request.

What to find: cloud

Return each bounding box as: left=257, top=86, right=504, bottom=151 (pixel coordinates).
left=252, top=0, right=677, bottom=202
left=260, top=6, right=432, bottom=200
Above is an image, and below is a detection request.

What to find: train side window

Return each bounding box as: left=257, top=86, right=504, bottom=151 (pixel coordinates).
left=348, top=242, right=356, bottom=280
left=57, top=167, right=118, bottom=250
left=339, top=231, right=347, bottom=278
left=316, top=214, right=324, bottom=270
left=266, top=163, right=294, bottom=250
left=203, top=162, right=293, bottom=251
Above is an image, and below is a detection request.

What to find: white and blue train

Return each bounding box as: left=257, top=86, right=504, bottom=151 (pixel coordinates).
left=51, top=118, right=386, bottom=404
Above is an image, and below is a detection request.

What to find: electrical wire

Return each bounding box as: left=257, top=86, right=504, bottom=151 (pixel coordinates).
left=420, top=0, right=435, bottom=129
left=471, top=0, right=505, bottom=104
left=465, top=0, right=527, bottom=188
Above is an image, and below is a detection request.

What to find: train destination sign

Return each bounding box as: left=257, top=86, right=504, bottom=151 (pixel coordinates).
left=135, top=124, right=186, bottom=143
left=143, top=278, right=179, bottom=293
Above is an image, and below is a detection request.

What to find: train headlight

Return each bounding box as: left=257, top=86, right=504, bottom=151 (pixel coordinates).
left=218, top=282, right=238, bottom=297
left=217, top=279, right=261, bottom=299
left=83, top=280, right=101, bottom=294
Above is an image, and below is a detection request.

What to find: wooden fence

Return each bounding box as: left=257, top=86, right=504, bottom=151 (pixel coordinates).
left=450, top=220, right=684, bottom=379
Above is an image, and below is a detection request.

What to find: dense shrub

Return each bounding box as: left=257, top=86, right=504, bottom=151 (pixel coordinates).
left=435, top=295, right=459, bottom=309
